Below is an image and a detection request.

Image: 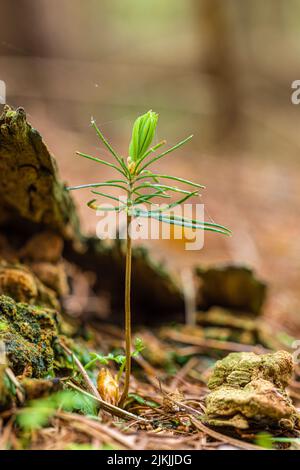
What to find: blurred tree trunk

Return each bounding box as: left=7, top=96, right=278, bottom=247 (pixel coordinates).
left=0, top=0, right=48, bottom=57
left=0, top=0, right=50, bottom=90
left=194, top=0, right=243, bottom=144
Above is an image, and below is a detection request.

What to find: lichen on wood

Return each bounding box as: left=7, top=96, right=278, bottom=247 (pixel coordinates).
left=204, top=350, right=300, bottom=431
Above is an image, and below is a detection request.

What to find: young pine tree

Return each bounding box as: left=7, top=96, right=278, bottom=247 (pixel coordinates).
left=68, top=110, right=230, bottom=407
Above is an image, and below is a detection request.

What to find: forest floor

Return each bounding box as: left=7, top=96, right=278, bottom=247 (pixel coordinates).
left=2, top=319, right=300, bottom=451
left=1, top=106, right=300, bottom=451
left=1, top=151, right=300, bottom=451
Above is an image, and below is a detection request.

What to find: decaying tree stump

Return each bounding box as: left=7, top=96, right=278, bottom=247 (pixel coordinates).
left=0, top=106, right=80, bottom=238
left=0, top=105, right=184, bottom=325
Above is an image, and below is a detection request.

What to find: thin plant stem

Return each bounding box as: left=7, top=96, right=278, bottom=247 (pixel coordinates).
left=119, top=211, right=132, bottom=407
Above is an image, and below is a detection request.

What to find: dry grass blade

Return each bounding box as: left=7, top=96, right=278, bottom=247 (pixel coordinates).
left=170, top=357, right=199, bottom=390
left=191, top=418, right=265, bottom=451
left=60, top=342, right=100, bottom=398
left=56, top=411, right=138, bottom=449
left=67, top=381, right=149, bottom=423
left=5, top=368, right=25, bottom=403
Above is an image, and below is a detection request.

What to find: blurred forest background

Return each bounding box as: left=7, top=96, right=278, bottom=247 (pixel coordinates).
left=0, top=0, right=300, bottom=328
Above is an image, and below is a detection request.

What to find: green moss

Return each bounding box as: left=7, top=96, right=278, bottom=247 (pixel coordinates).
left=0, top=295, right=59, bottom=377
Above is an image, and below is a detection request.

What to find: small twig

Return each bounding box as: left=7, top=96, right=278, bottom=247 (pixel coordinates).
left=5, top=368, right=22, bottom=389
left=5, top=368, right=25, bottom=403
left=59, top=342, right=100, bottom=399
left=191, top=418, right=265, bottom=451
left=56, top=411, right=138, bottom=449
left=66, top=381, right=149, bottom=423
left=161, top=392, right=204, bottom=419
left=170, top=357, right=199, bottom=390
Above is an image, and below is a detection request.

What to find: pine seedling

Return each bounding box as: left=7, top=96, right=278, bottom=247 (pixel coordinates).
left=68, top=110, right=231, bottom=407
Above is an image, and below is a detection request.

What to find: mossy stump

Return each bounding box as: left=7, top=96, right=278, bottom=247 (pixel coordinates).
left=0, top=295, right=59, bottom=377
left=204, top=350, right=300, bottom=431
